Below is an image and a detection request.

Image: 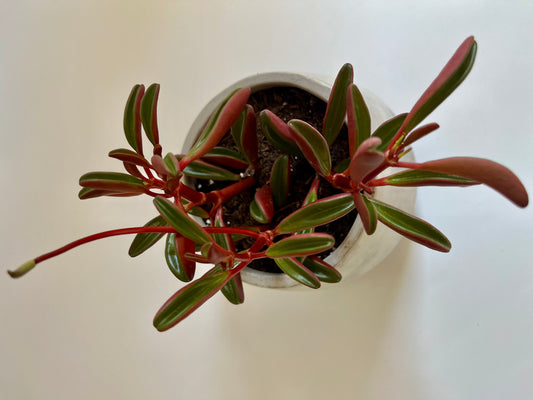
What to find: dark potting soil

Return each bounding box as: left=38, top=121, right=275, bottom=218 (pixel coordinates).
left=195, top=86, right=357, bottom=273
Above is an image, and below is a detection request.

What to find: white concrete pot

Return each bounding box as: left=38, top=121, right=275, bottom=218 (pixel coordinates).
left=183, top=72, right=416, bottom=289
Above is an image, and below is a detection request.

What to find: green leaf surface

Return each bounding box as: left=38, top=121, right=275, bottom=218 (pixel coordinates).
left=259, top=110, right=301, bottom=155
left=274, top=257, right=321, bottom=289
left=372, top=113, right=408, bottom=152
left=288, top=120, right=331, bottom=177
left=153, top=271, right=231, bottom=331
left=185, top=88, right=251, bottom=165
left=402, top=37, right=477, bottom=133
left=346, top=83, right=371, bottom=155
left=303, top=256, right=342, bottom=283
left=360, top=195, right=377, bottom=235
left=203, top=147, right=249, bottom=170
left=231, top=104, right=258, bottom=168
left=108, top=148, right=151, bottom=168
left=79, top=171, right=145, bottom=193
left=183, top=159, right=240, bottom=181
left=163, top=153, right=180, bottom=177
left=382, top=169, right=478, bottom=187
left=323, top=63, right=353, bottom=145
left=220, top=269, right=245, bottom=305
left=276, top=193, right=355, bottom=234
left=250, top=185, right=274, bottom=224
left=165, top=233, right=196, bottom=282
left=128, top=215, right=168, bottom=257
left=78, top=187, right=143, bottom=199
left=140, top=83, right=160, bottom=146
left=123, top=84, right=145, bottom=153
left=154, top=196, right=212, bottom=244
left=417, top=157, right=528, bottom=207
left=270, top=154, right=289, bottom=208
left=265, top=233, right=335, bottom=258
left=368, top=198, right=451, bottom=252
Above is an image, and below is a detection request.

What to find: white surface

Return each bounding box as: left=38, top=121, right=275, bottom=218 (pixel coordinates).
left=1, top=1, right=532, bottom=399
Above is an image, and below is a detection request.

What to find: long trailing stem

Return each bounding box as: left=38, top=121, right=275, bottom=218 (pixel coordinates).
left=8, top=225, right=263, bottom=278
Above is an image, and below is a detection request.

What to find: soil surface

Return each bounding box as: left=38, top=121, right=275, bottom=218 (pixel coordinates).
left=195, top=86, right=357, bottom=273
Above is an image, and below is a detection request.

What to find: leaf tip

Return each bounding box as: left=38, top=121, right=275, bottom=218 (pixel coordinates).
left=8, top=259, right=36, bottom=278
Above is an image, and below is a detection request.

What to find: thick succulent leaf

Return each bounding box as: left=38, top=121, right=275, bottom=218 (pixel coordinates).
left=368, top=197, right=451, bottom=252
left=165, top=233, right=196, bottom=282
left=108, top=148, right=151, bottom=168
left=288, top=120, right=331, bottom=176
left=250, top=185, right=274, bottom=224
left=353, top=193, right=377, bottom=235
left=303, top=178, right=319, bottom=206
left=221, top=272, right=245, bottom=305
left=274, top=257, right=321, bottom=289
left=180, top=198, right=209, bottom=219
left=379, top=169, right=478, bottom=187
left=78, top=187, right=142, bottom=199
left=276, top=193, right=355, bottom=234
left=153, top=196, right=212, bottom=244
left=183, top=159, right=240, bottom=181
left=416, top=157, right=528, bottom=207
left=346, top=83, right=371, bottom=155
left=124, top=84, right=145, bottom=154
left=270, top=154, right=290, bottom=208
left=183, top=88, right=251, bottom=167
left=372, top=113, right=408, bottom=152
left=153, top=270, right=231, bottom=331
left=151, top=155, right=171, bottom=177
left=79, top=171, right=145, bottom=193
left=140, top=83, right=160, bottom=146
left=348, top=137, right=385, bottom=184
left=334, top=157, right=351, bottom=174
left=123, top=162, right=145, bottom=180
left=163, top=153, right=180, bottom=177
left=303, top=256, right=342, bottom=283
left=401, top=36, right=477, bottom=134
left=203, top=147, right=249, bottom=170
left=231, top=104, right=258, bottom=168
left=213, top=207, right=233, bottom=251
left=259, top=110, right=301, bottom=155
left=323, top=63, right=353, bottom=145
left=403, top=123, right=439, bottom=147
left=265, top=233, right=335, bottom=258
left=128, top=215, right=168, bottom=257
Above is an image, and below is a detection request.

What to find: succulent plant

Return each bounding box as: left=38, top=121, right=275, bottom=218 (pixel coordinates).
left=8, top=36, right=528, bottom=331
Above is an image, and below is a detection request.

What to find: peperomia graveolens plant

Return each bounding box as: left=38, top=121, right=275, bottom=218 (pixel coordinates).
left=8, top=36, right=528, bottom=331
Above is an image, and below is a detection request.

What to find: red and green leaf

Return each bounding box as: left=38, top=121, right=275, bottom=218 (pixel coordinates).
left=416, top=157, right=528, bottom=207
left=78, top=187, right=143, bottom=199
left=348, top=137, right=385, bottom=184
left=346, top=83, right=371, bottom=155
left=183, top=87, right=251, bottom=167
left=276, top=193, right=355, bottom=234
left=231, top=104, right=258, bottom=168
left=250, top=185, right=274, bottom=224
left=203, top=147, right=249, bottom=170
left=108, top=148, right=151, bottom=168
left=396, top=36, right=477, bottom=138
left=153, top=270, right=232, bottom=331
left=265, top=233, right=335, bottom=258
left=140, top=83, right=160, bottom=146
left=153, top=196, right=212, bottom=244
left=270, top=154, right=290, bottom=208
left=288, top=120, right=331, bottom=177
left=123, top=84, right=145, bottom=154
left=182, top=159, right=240, bottom=181
left=128, top=215, right=168, bottom=257
left=353, top=193, right=378, bottom=235
left=371, top=113, right=407, bottom=152
left=274, top=257, right=321, bottom=289
left=79, top=171, right=146, bottom=193
left=376, top=169, right=478, bottom=187
left=367, top=197, right=451, bottom=252
left=403, top=123, right=439, bottom=147
left=165, top=233, right=196, bottom=282
left=163, top=153, right=180, bottom=177
left=303, top=256, right=342, bottom=283
left=323, top=63, right=354, bottom=145
left=259, top=110, right=301, bottom=155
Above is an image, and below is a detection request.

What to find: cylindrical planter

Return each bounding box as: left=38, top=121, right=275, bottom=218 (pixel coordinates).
left=183, top=72, right=416, bottom=289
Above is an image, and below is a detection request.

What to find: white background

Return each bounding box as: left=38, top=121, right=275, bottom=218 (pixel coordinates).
left=1, top=1, right=532, bottom=399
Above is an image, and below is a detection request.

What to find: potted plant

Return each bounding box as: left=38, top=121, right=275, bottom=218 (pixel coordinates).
left=8, top=36, right=528, bottom=332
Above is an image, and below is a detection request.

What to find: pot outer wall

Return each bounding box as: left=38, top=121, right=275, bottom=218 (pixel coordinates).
left=183, top=72, right=416, bottom=290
